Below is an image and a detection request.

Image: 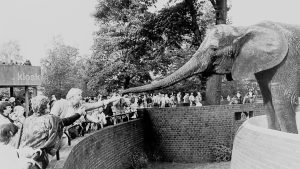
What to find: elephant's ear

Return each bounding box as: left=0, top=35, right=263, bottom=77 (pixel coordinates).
left=231, top=22, right=288, bottom=80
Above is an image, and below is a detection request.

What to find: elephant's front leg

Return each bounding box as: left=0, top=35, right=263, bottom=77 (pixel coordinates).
left=256, top=79, right=280, bottom=131
left=270, top=83, right=298, bottom=133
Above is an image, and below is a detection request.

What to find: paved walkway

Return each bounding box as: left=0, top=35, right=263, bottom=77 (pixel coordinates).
left=145, top=162, right=231, bottom=169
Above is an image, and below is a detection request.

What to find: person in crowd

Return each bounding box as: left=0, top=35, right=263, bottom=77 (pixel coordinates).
left=146, top=94, right=153, bottom=108
left=19, top=95, right=63, bottom=169
left=183, top=93, right=190, bottom=105
left=23, top=60, right=32, bottom=66
left=0, top=101, right=14, bottom=124
left=0, top=123, right=42, bottom=169
left=49, top=95, right=57, bottom=110
left=248, top=88, right=256, bottom=103
left=195, top=92, right=203, bottom=107
left=236, top=91, right=243, bottom=104
left=243, top=94, right=251, bottom=104
left=9, top=106, right=25, bottom=128
left=160, top=94, right=166, bottom=108
left=50, top=88, right=121, bottom=122
left=9, top=97, right=16, bottom=107
left=220, top=95, right=224, bottom=102
left=229, top=96, right=239, bottom=105
left=96, top=107, right=107, bottom=128
left=196, top=92, right=202, bottom=101
left=227, top=95, right=231, bottom=102
left=130, top=96, right=138, bottom=119
left=137, top=95, right=144, bottom=108
left=50, top=88, right=121, bottom=143
left=111, top=93, right=129, bottom=123
left=189, top=93, right=195, bottom=106
left=152, top=93, right=160, bottom=107
left=19, top=95, right=86, bottom=169
left=165, top=94, right=171, bottom=107
left=177, top=92, right=182, bottom=104
left=142, top=95, right=147, bottom=108
left=97, top=94, right=102, bottom=101
left=195, top=99, right=203, bottom=107
left=103, top=101, right=114, bottom=126
left=170, top=94, right=176, bottom=107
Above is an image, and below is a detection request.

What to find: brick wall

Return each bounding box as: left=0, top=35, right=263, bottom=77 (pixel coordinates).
left=49, top=104, right=265, bottom=169
left=140, top=103, right=264, bottom=163
left=51, top=119, right=144, bottom=169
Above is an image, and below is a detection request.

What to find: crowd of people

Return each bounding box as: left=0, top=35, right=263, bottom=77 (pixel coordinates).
left=0, top=59, right=32, bottom=66
left=117, top=92, right=203, bottom=109
left=224, top=88, right=258, bottom=105
left=0, top=87, right=260, bottom=169
left=0, top=89, right=206, bottom=168
left=0, top=88, right=124, bottom=169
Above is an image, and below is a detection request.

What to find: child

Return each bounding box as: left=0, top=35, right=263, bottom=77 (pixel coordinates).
left=10, top=106, right=26, bottom=128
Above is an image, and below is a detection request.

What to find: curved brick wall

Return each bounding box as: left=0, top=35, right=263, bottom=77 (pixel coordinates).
left=231, top=115, right=300, bottom=169
left=48, top=104, right=265, bottom=169
left=141, top=104, right=264, bottom=163
left=48, top=119, right=144, bottom=169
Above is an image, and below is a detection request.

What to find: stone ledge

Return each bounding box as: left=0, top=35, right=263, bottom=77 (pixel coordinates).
left=231, top=115, right=300, bottom=169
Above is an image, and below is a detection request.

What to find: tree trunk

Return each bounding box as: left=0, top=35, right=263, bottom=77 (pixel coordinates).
left=205, top=0, right=227, bottom=105
left=185, top=0, right=202, bottom=46
left=213, top=0, right=228, bottom=25
left=123, top=76, right=131, bottom=89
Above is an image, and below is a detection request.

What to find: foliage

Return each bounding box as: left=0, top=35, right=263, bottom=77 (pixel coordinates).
left=130, top=148, right=149, bottom=169
left=41, top=37, right=86, bottom=99
left=211, top=144, right=232, bottom=162
left=89, top=0, right=216, bottom=94
left=221, top=79, right=260, bottom=98
left=89, top=0, right=157, bottom=93
left=0, top=40, right=24, bottom=64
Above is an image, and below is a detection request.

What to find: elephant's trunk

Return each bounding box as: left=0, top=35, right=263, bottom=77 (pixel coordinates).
left=122, top=51, right=210, bottom=94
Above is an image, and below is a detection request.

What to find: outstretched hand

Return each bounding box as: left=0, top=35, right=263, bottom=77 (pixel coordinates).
left=76, top=106, right=86, bottom=116
left=110, top=94, right=123, bottom=102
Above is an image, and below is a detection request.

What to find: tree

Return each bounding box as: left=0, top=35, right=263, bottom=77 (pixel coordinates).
left=205, top=0, right=228, bottom=105
left=41, top=38, right=84, bottom=99
left=90, top=0, right=216, bottom=95
left=89, top=0, right=158, bottom=94
left=0, top=40, right=24, bottom=64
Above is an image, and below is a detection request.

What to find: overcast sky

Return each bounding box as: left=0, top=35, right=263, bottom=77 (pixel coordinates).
left=0, top=0, right=98, bottom=66
left=0, top=0, right=300, bottom=66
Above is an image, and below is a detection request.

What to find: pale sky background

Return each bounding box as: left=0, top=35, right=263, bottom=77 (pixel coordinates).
left=0, top=0, right=300, bottom=66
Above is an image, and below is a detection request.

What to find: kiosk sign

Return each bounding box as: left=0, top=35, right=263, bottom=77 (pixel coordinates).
left=0, top=65, right=41, bottom=86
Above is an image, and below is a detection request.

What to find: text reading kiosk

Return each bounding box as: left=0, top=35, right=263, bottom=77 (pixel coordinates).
left=0, top=64, right=41, bottom=116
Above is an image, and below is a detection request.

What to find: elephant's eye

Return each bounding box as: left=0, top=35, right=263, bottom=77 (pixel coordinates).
left=210, top=46, right=218, bottom=52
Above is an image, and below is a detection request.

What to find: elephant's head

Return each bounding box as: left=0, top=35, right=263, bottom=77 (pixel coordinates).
left=122, top=21, right=288, bottom=94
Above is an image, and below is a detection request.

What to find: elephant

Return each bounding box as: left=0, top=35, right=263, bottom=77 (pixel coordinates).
left=121, top=21, right=300, bottom=134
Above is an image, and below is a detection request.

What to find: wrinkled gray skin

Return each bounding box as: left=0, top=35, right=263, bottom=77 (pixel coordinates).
left=122, top=21, right=300, bottom=134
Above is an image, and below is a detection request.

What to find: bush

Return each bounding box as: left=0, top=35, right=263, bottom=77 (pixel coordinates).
left=211, top=144, right=232, bottom=162
left=130, top=149, right=148, bottom=169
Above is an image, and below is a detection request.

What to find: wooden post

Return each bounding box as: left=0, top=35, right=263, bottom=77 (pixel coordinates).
left=10, top=87, right=14, bottom=97
left=32, top=87, right=37, bottom=97
left=25, top=86, right=29, bottom=117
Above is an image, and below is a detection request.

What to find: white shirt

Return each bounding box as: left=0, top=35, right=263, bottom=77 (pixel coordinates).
left=0, top=115, right=11, bottom=125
